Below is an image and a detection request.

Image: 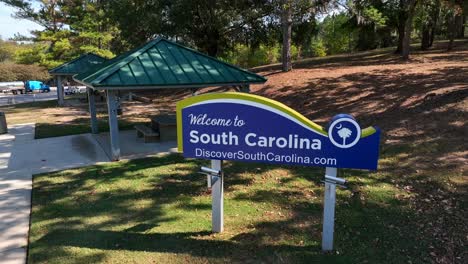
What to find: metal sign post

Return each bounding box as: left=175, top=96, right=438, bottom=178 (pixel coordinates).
left=322, top=167, right=337, bottom=251
left=322, top=167, right=346, bottom=251
left=211, top=160, right=224, bottom=232
left=200, top=161, right=224, bottom=233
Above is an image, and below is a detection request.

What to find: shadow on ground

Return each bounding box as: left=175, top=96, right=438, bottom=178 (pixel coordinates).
left=28, top=152, right=465, bottom=263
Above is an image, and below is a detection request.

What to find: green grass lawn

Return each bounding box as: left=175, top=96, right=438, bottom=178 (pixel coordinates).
left=29, top=150, right=449, bottom=264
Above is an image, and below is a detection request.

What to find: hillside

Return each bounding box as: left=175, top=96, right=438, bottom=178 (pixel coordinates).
left=146, top=41, right=467, bottom=262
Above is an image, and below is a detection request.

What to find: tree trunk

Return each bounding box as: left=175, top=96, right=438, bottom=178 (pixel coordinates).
left=428, top=0, right=440, bottom=48
left=462, top=15, right=466, bottom=38
left=401, top=0, right=418, bottom=60
left=395, top=21, right=405, bottom=54
left=395, top=0, right=406, bottom=54
left=421, top=24, right=431, bottom=50
left=204, top=30, right=220, bottom=57
left=461, top=15, right=466, bottom=38
left=281, top=0, right=292, bottom=72
left=455, top=14, right=464, bottom=38
left=421, top=0, right=440, bottom=50
left=401, top=21, right=412, bottom=59
left=447, top=14, right=455, bottom=51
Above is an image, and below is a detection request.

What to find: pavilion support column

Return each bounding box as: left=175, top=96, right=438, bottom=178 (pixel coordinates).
left=106, top=89, right=120, bottom=161
left=235, top=84, right=250, bottom=93
left=87, top=87, right=99, bottom=134
left=56, top=76, right=64, bottom=106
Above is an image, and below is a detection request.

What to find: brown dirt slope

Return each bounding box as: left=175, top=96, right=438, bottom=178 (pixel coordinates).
left=250, top=41, right=468, bottom=263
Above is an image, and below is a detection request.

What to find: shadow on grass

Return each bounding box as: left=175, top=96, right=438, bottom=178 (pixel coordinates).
left=29, top=153, right=458, bottom=263
left=34, top=229, right=333, bottom=263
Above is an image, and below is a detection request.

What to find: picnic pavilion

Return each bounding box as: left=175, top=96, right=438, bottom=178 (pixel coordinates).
left=73, top=37, right=267, bottom=161
left=49, top=53, right=107, bottom=106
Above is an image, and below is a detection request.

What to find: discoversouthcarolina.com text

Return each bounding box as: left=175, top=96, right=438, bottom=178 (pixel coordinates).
left=194, top=148, right=337, bottom=166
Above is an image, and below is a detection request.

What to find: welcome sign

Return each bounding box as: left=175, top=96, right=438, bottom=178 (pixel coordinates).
left=176, top=93, right=380, bottom=170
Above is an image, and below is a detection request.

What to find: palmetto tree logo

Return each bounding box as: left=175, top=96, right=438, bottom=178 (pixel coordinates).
left=328, top=115, right=361, bottom=149
left=337, top=127, right=352, bottom=145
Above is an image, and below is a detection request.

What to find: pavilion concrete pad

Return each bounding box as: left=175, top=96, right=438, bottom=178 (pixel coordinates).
left=93, top=130, right=178, bottom=160
left=0, top=132, right=110, bottom=174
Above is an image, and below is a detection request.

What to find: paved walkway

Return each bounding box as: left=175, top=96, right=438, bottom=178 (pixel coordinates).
left=0, top=124, right=110, bottom=264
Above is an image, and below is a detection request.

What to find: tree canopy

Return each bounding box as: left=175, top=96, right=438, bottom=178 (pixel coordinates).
left=0, top=0, right=465, bottom=75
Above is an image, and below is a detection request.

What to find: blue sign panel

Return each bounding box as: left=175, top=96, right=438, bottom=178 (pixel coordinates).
left=177, top=93, right=381, bottom=170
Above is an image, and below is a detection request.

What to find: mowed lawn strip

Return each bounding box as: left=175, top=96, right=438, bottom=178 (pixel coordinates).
left=29, top=152, right=444, bottom=264
left=1, top=98, right=145, bottom=139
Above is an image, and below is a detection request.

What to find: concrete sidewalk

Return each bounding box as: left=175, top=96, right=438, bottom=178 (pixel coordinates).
left=0, top=124, right=110, bottom=264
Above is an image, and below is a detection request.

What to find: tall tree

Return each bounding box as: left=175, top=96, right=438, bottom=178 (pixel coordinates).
left=277, top=0, right=332, bottom=72
left=103, top=0, right=165, bottom=53
left=281, top=0, right=293, bottom=71
left=392, top=0, right=419, bottom=59
left=419, top=0, right=440, bottom=50
left=347, top=1, right=391, bottom=51
left=1, top=0, right=115, bottom=67
left=401, top=0, right=418, bottom=59
left=1, top=0, right=65, bottom=32
left=444, top=0, right=464, bottom=51
left=105, top=0, right=272, bottom=57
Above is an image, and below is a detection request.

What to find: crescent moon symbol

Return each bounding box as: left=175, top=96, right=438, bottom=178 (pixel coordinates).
left=336, top=124, right=343, bottom=129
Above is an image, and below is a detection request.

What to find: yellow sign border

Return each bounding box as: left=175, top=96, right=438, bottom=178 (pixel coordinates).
left=176, top=92, right=376, bottom=152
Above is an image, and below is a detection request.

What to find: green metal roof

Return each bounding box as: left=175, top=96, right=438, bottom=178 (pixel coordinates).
left=49, top=53, right=107, bottom=75
left=73, top=37, right=267, bottom=89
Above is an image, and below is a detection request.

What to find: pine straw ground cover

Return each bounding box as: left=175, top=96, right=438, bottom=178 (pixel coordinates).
left=28, top=41, right=466, bottom=263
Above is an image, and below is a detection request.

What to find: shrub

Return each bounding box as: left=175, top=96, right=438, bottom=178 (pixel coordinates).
left=221, top=44, right=280, bottom=68
left=309, top=39, right=327, bottom=57
left=290, top=44, right=299, bottom=60
left=250, top=44, right=280, bottom=67
left=222, top=43, right=303, bottom=68
left=14, top=44, right=49, bottom=65
left=321, top=13, right=353, bottom=54
left=0, top=63, right=51, bottom=82
left=221, top=44, right=250, bottom=67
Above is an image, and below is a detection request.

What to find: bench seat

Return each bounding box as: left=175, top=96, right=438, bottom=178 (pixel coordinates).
left=134, top=124, right=160, bottom=143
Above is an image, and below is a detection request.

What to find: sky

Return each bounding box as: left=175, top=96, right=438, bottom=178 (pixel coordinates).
left=0, top=2, right=44, bottom=40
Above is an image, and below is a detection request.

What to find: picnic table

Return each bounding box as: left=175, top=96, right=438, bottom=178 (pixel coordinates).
left=134, top=124, right=160, bottom=143
left=134, top=114, right=177, bottom=143
left=150, top=114, right=177, bottom=141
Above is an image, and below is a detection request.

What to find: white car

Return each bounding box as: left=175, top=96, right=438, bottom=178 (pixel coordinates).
left=64, top=86, right=87, bottom=95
